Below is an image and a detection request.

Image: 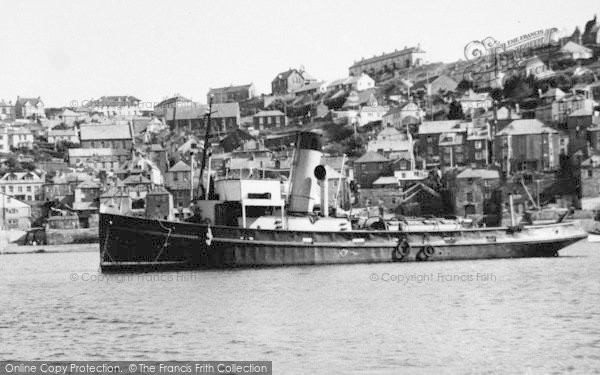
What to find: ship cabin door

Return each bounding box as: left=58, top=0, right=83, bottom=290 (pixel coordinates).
left=464, top=204, right=476, bottom=216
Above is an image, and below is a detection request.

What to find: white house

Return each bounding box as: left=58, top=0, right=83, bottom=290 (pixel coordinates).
left=358, top=106, right=389, bottom=127
left=87, top=96, right=141, bottom=117
left=47, top=128, right=80, bottom=145
left=459, top=90, right=493, bottom=115
left=8, top=127, right=34, bottom=149
left=367, top=127, right=415, bottom=161
left=0, top=193, right=31, bottom=230
left=382, top=102, right=423, bottom=129
left=0, top=127, right=9, bottom=154
left=0, top=171, right=44, bottom=202
left=327, top=73, right=375, bottom=92
left=560, top=41, right=593, bottom=60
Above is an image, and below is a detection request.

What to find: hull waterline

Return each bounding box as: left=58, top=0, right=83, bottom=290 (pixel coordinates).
left=99, top=213, right=588, bottom=272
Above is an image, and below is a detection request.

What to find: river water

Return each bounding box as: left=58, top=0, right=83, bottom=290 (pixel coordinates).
left=1, top=241, right=599, bottom=374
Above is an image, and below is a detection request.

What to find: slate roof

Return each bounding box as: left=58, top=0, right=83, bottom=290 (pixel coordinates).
left=208, top=84, right=253, bottom=95
left=155, top=95, right=193, bottom=108
left=350, top=46, right=424, bottom=69
left=373, top=176, right=398, bottom=185
left=581, top=155, right=600, bottom=167
left=16, top=97, right=42, bottom=106
left=294, top=81, right=326, bottom=94
left=418, top=120, right=467, bottom=135
left=169, top=161, right=191, bottom=172
left=146, top=186, right=171, bottom=195
left=456, top=168, right=500, bottom=179
left=79, top=124, right=132, bottom=140
left=342, top=89, right=377, bottom=108
left=122, top=174, right=151, bottom=185
left=541, top=88, right=565, bottom=99
left=561, top=41, right=592, bottom=54
left=76, top=180, right=100, bottom=189
left=272, top=69, right=302, bottom=83
left=496, top=119, right=558, bottom=136
left=354, top=151, right=389, bottom=163
left=165, top=102, right=240, bottom=120
left=253, top=110, right=285, bottom=117
left=569, top=107, right=595, bottom=117
left=89, top=96, right=140, bottom=107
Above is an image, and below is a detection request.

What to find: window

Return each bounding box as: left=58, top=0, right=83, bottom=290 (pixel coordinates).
left=9, top=186, right=13, bottom=192
left=26, top=186, right=31, bottom=192
left=588, top=170, right=593, bottom=178
left=17, top=186, right=22, bottom=193
left=466, top=191, right=473, bottom=202
left=475, top=141, right=482, bottom=150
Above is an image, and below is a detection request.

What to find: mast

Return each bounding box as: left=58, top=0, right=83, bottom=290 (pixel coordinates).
left=196, top=95, right=214, bottom=199
left=172, top=96, right=178, bottom=133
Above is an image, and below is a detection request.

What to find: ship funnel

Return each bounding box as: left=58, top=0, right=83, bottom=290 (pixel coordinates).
left=288, top=131, right=323, bottom=214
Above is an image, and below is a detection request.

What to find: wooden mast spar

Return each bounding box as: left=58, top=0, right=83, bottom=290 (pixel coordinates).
left=196, top=95, right=215, bottom=200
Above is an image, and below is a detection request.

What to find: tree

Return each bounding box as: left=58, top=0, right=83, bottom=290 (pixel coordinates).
left=448, top=100, right=464, bottom=120
left=502, top=73, right=535, bottom=103
left=325, top=123, right=353, bottom=143
left=5, top=156, right=19, bottom=171
left=489, top=88, right=504, bottom=103
left=21, top=161, right=37, bottom=171
left=456, top=79, right=473, bottom=93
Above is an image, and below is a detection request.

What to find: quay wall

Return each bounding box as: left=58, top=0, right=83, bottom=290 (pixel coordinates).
left=46, top=227, right=99, bottom=245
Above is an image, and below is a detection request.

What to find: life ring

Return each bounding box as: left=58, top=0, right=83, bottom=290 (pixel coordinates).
left=424, top=246, right=435, bottom=257
left=392, top=247, right=403, bottom=261
left=392, top=238, right=410, bottom=261
left=398, top=238, right=410, bottom=257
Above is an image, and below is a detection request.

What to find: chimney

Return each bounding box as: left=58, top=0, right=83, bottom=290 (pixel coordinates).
left=288, top=132, right=323, bottom=214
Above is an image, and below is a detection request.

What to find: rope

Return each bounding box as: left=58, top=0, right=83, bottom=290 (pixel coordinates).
left=154, top=220, right=174, bottom=262
left=100, top=224, right=115, bottom=263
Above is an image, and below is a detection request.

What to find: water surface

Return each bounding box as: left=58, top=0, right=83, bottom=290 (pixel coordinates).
left=1, top=242, right=599, bottom=374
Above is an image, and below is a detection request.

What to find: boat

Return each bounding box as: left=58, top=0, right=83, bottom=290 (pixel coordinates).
left=100, top=130, right=589, bottom=271
left=588, top=230, right=600, bottom=243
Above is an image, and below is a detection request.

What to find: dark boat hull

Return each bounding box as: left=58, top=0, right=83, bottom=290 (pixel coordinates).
left=99, top=213, right=588, bottom=272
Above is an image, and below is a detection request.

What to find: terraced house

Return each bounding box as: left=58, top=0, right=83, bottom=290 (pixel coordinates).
left=0, top=171, right=44, bottom=202
left=87, top=95, right=141, bottom=116
left=208, top=84, right=256, bottom=104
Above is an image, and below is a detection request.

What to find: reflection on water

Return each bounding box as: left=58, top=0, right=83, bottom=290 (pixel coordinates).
left=1, top=242, right=599, bottom=374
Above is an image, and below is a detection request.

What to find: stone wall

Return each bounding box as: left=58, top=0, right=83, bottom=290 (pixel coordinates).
left=46, top=228, right=98, bottom=245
